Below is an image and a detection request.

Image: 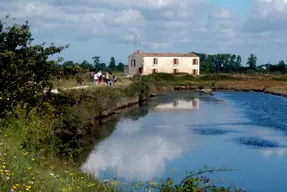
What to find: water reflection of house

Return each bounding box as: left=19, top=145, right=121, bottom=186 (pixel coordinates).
left=153, top=99, right=200, bottom=112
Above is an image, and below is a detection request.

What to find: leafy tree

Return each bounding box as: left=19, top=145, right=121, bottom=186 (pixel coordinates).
left=92, top=56, right=100, bottom=67
left=235, top=55, right=242, bottom=69
left=117, top=62, right=125, bottom=71
left=247, top=53, right=257, bottom=70
left=109, top=56, right=116, bottom=70
left=80, top=60, right=92, bottom=70
left=0, top=16, right=68, bottom=114
left=278, top=60, right=286, bottom=72
left=63, top=60, right=74, bottom=67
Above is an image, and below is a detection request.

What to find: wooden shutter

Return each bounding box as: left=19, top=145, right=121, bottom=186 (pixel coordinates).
left=154, top=58, right=158, bottom=64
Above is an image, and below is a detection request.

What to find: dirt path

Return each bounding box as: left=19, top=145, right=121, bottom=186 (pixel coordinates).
left=50, top=85, right=90, bottom=94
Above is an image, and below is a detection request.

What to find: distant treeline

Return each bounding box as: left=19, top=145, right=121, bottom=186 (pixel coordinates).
left=53, top=56, right=125, bottom=79
left=194, top=52, right=287, bottom=74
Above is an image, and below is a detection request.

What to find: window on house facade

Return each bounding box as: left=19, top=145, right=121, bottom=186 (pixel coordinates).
left=173, top=58, right=178, bottom=65
left=193, top=69, right=198, bottom=75
left=153, top=58, right=158, bottom=65
left=193, top=59, right=198, bottom=65
left=173, top=69, right=179, bottom=74
left=131, top=59, right=136, bottom=67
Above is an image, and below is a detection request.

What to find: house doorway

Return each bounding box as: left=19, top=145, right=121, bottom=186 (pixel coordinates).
left=138, top=67, right=143, bottom=74
left=193, top=69, right=198, bottom=75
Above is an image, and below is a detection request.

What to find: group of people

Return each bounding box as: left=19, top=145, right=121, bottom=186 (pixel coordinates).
left=89, top=71, right=117, bottom=87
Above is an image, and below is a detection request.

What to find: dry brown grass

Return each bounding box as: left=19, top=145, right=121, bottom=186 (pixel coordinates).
left=52, top=78, right=90, bottom=89
left=213, top=79, right=287, bottom=96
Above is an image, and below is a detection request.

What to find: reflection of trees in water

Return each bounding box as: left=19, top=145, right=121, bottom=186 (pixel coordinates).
left=73, top=117, right=119, bottom=164
left=123, top=103, right=149, bottom=121
left=76, top=105, right=151, bottom=163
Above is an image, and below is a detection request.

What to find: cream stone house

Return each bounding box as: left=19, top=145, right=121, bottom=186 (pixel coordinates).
left=128, top=50, right=200, bottom=75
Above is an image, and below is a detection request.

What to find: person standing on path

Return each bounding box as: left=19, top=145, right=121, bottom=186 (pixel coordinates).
left=94, top=72, right=98, bottom=85
left=89, top=71, right=94, bottom=86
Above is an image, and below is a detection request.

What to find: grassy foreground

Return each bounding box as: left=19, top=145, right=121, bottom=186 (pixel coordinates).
left=0, top=73, right=253, bottom=192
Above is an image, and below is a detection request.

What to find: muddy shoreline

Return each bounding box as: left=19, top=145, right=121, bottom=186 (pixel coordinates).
left=173, top=86, right=287, bottom=98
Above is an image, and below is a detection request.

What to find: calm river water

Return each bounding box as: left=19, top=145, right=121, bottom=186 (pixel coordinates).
left=81, top=92, right=287, bottom=192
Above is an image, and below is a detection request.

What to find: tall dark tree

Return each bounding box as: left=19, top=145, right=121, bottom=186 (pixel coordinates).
left=278, top=60, right=286, bottom=72
left=92, top=56, right=100, bottom=67
left=247, top=54, right=257, bottom=70
left=109, top=56, right=116, bottom=70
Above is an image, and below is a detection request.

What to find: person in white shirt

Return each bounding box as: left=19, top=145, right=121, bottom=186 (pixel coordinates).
left=97, top=71, right=102, bottom=83
left=94, top=73, right=98, bottom=84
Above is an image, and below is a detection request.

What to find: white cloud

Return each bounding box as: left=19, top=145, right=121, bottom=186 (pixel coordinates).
left=213, top=8, right=234, bottom=20
left=150, top=42, right=169, bottom=50
left=113, top=9, right=145, bottom=25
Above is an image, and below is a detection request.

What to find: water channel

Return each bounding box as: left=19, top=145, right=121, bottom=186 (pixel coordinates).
left=81, top=91, right=287, bottom=191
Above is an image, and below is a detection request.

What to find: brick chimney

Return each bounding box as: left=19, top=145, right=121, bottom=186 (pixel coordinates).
left=136, top=50, right=139, bottom=53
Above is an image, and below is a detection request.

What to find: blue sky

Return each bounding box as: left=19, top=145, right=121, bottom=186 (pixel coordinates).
left=1, top=0, right=287, bottom=65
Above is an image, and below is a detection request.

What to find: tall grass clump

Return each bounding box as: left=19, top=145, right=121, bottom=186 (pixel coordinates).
left=0, top=105, right=115, bottom=192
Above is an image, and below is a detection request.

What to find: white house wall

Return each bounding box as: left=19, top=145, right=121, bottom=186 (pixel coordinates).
left=128, top=53, right=144, bottom=75
left=142, top=57, right=200, bottom=75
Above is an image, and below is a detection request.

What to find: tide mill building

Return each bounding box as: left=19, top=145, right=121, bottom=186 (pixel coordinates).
left=128, top=50, right=200, bottom=75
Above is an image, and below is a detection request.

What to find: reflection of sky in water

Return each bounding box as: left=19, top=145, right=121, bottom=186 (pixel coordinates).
left=81, top=92, right=287, bottom=191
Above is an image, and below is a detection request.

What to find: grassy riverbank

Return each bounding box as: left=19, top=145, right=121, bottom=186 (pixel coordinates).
left=54, top=73, right=287, bottom=97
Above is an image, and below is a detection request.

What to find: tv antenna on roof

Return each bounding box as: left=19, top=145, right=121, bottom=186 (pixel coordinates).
left=133, top=33, right=141, bottom=52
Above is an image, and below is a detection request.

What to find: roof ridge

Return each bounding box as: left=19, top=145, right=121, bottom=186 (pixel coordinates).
left=134, top=52, right=199, bottom=57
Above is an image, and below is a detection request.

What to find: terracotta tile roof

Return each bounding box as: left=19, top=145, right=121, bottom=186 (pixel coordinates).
left=136, top=52, right=199, bottom=57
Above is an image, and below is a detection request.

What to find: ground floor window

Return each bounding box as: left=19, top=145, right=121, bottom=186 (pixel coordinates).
left=193, top=69, right=198, bottom=75
left=173, top=69, right=179, bottom=74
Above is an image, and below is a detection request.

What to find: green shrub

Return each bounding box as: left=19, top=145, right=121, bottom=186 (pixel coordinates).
left=150, top=73, right=177, bottom=81
left=177, top=74, right=195, bottom=81
left=198, top=74, right=238, bottom=81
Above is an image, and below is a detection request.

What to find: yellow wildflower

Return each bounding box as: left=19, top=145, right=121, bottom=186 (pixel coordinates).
left=25, top=185, right=31, bottom=191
